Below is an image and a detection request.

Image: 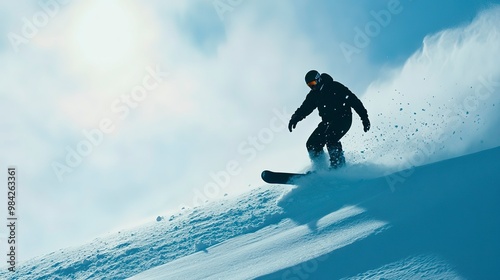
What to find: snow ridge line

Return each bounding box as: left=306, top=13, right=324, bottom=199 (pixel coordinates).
left=2, top=187, right=288, bottom=280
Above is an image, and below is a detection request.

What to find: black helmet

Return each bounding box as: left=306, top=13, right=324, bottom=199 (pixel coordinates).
left=305, top=70, right=322, bottom=90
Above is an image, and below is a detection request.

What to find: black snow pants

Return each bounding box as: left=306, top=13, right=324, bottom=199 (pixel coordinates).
left=306, top=116, right=352, bottom=168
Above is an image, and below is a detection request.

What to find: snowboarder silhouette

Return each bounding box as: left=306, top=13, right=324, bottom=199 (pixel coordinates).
left=288, top=70, right=370, bottom=169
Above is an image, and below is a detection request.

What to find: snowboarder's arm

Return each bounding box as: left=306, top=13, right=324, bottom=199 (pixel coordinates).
left=288, top=93, right=316, bottom=132
left=337, top=83, right=367, bottom=120
left=340, top=84, right=370, bottom=132
left=292, top=93, right=316, bottom=122
left=348, top=92, right=368, bottom=120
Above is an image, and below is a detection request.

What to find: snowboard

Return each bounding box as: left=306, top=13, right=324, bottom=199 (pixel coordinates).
left=261, top=170, right=308, bottom=184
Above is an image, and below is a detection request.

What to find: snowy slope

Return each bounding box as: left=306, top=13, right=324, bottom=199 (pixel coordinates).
left=1, top=187, right=286, bottom=279
left=129, top=206, right=387, bottom=280
left=132, top=147, right=500, bottom=280
left=2, top=147, right=500, bottom=279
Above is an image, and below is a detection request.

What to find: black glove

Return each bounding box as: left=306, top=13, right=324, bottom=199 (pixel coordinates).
left=288, top=117, right=299, bottom=132
left=362, top=117, right=370, bottom=132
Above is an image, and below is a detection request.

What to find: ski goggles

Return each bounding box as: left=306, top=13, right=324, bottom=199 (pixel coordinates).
left=307, top=80, right=318, bottom=88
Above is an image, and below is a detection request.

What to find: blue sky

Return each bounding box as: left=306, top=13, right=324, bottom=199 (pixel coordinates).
left=1, top=0, right=500, bottom=263
left=366, top=0, right=499, bottom=64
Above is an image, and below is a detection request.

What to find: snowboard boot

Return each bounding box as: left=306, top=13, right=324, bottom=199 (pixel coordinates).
left=327, top=142, right=346, bottom=169
left=308, top=149, right=328, bottom=171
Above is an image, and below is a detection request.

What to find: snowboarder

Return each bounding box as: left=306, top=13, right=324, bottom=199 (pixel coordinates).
left=288, top=70, right=370, bottom=169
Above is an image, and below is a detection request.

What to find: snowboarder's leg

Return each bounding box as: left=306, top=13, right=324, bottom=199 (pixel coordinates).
left=306, top=123, right=328, bottom=170
left=307, top=149, right=328, bottom=171
left=324, top=118, right=351, bottom=169
left=327, top=141, right=345, bottom=169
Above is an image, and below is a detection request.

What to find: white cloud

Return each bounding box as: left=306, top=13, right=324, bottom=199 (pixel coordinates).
left=344, top=6, right=500, bottom=170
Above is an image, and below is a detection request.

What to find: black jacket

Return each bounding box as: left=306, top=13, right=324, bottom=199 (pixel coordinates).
left=292, top=73, right=368, bottom=123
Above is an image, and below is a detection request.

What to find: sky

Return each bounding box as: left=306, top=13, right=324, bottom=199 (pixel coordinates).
left=0, top=0, right=500, bottom=263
